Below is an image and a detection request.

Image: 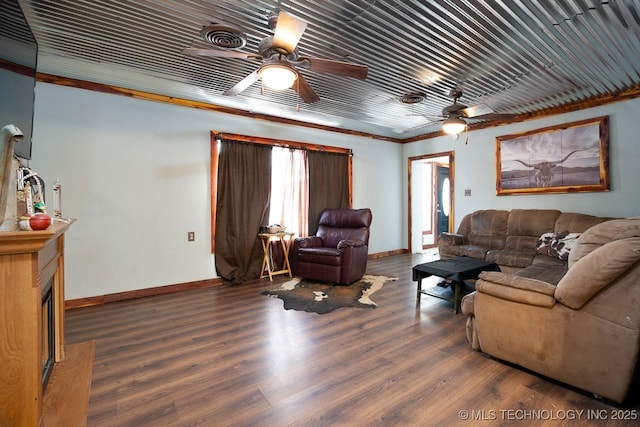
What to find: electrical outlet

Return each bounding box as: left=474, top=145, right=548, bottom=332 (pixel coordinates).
left=464, top=189, right=472, bottom=196
left=187, top=232, right=195, bottom=242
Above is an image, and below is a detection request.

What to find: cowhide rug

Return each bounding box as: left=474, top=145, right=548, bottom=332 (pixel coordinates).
left=261, top=274, right=398, bottom=314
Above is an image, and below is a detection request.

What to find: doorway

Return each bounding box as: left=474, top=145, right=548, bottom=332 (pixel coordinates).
left=436, top=165, right=451, bottom=239
left=408, top=152, right=454, bottom=253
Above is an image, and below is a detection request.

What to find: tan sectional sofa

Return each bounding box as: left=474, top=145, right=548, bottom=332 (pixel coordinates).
left=438, top=209, right=613, bottom=281
left=454, top=214, right=640, bottom=404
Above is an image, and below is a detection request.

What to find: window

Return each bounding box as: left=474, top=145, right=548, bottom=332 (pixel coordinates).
left=269, top=147, right=309, bottom=236
left=210, top=132, right=352, bottom=254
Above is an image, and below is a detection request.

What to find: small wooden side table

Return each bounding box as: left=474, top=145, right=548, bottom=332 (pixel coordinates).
left=258, top=232, right=295, bottom=281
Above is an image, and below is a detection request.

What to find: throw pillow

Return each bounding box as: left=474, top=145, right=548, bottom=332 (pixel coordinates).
left=536, top=232, right=555, bottom=255
left=548, top=231, right=581, bottom=260
left=537, top=230, right=582, bottom=260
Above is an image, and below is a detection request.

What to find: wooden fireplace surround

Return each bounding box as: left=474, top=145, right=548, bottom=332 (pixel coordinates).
left=0, top=220, right=72, bottom=426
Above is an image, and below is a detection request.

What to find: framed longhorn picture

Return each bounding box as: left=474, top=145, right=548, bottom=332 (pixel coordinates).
left=495, top=116, right=610, bottom=195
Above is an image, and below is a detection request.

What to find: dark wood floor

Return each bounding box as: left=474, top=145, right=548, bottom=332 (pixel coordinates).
left=66, top=253, right=639, bottom=426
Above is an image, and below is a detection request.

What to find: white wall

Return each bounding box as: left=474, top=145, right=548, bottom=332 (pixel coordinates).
left=403, top=98, right=640, bottom=236
left=32, top=82, right=638, bottom=300
left=30, top=83, right=403, bottom=299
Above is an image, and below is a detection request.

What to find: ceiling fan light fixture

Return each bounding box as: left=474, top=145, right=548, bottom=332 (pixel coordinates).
left=259, top=63, right=298, bottom=90
left=442, top=117, right=466, bottom=135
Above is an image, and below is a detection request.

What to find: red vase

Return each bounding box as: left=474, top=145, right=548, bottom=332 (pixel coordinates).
left=29, top=213, right=51, bottom=230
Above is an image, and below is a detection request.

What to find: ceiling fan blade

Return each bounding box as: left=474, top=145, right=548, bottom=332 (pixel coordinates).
left=181, top=47, right=258, bottom=60
left=460, top=103, right=494, bottom=118
left=223, top=69, right=260, bottom=96
left=408, top=114, right=443, bottom=122
left=273, top=11, right=308, bottom=54
left=472, top=113, right=517, bottom=121
left=460, top=103, right=516, bottom=121
left=293, top=74, right=320, bottom=103
left=301, top=57, right=368, bottom=79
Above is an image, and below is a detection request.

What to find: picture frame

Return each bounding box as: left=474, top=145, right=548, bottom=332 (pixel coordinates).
left=496, top=116, right=609, bottom=195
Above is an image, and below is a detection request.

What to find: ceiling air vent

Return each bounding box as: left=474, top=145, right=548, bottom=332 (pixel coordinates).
left=401, top=91, right=427, bottom=104
left=200, top=23, right=246, bottom=49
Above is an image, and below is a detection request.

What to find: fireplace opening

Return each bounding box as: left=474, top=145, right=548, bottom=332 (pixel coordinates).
left=42, top=278, right=55, bottom=389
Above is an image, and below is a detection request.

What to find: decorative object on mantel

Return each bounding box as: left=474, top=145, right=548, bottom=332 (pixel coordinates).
left=17, top=166, right=47, bottom=215
left=261, top=274, right=398, bottom=314
left=29, top=213, right=52, bottom=231
left=18, top=215, right=32, bottom=231
left=0, top=124, right=54, bottom=232
left=0, top=124, right=23, bottom=231
left=53, top=177, right=62, bottom=218
left=496, top=116, right=610, bottom=196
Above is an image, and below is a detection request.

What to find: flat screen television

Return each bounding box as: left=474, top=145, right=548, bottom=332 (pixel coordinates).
left=0, top=0, right=38, bottom=160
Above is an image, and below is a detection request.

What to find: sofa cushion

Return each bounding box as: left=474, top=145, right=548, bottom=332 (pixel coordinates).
left=532, top=254, right=567, bottom=266
left=504, top=235, right=540, bottom=253
left=466, top=210, right=509, bottom=250
left=569, top=218, right=640, bottom=266
left=442, top=244, right=489, bottom=260
left=554, top=212, right=613, bottom=234
left=514, top=264, right=568, bottom=286
left=471, top=210, right=509, bottom=236
left=556, top=237, right=640, bottom=309
left=502, top=209, right=560, bottom=253
left=485, top=249, right=535, bottom=268
left=507, top=209, right=561, bottom=239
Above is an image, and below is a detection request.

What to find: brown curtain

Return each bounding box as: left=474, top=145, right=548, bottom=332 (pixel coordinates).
left=214, top=139, right=271, bottom=284
left=307, top=150, right=350, bottom=234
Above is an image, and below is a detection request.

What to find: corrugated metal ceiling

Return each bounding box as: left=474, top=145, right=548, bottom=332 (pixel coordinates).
left=13, top=0, right=640, bottom=139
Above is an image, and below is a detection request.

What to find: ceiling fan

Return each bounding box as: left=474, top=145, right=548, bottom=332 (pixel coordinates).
left=181, top=9, right=368, bottom=104
left=438, top=89, right=516, bottom=135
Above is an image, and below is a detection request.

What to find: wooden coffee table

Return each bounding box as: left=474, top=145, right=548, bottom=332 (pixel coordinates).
left=412, top=256, right=500, bottom=313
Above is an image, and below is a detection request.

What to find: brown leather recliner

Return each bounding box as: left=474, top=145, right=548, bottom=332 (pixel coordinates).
left=290, top=208, right=372, bottom=285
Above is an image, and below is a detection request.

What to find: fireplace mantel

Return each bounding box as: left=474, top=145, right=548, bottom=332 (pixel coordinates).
left=0, top=220, right=73, bottom=426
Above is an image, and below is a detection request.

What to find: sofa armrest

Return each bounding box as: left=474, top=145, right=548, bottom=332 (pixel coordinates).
left=337, top=239, right=365, bottom=251
left=438, top=232, right=467, bottom=247
left=475, top=271, right=556, bottom=307
left=294, top=236, right=323, bottom=248
left=478, top=271, right=556, bottom=295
